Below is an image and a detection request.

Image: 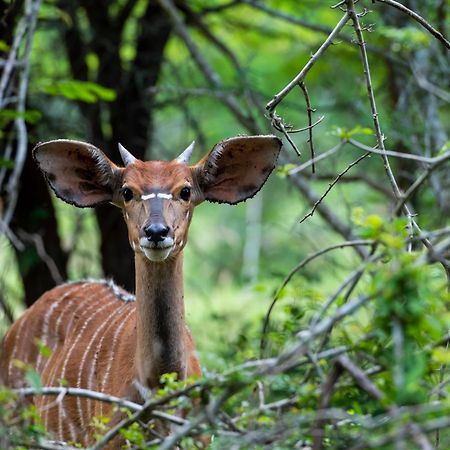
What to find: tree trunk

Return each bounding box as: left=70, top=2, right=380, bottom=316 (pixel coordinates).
left=61, top=0, right=171, bottom=291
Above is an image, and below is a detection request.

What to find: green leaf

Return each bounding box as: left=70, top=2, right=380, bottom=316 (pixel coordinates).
left=277, top=164, right=297, bottom=178
left=0, top=158, right=14, bottom=169
left=0, top=109, right=42, bottom=124
left=432, top=347, right=450, bottom=364
left=0, top=40, right=9, bottom=52
left=42, top=80, right=116, bottom=103
left=25, top=369, right=43, bottom=393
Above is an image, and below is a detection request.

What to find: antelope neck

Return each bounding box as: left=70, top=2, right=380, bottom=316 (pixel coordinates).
left=134, top=253, right=187, bottom=387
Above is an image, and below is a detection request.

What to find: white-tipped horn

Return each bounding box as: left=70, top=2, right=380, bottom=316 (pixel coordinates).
left=118, top=143, right=137, bottom=166
left=176, top=141, right=195, bottom=165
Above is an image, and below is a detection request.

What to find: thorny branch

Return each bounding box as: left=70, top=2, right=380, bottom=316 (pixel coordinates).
left=374, top=0, right=450, bottom=49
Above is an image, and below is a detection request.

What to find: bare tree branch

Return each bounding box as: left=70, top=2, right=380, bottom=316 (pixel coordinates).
left=266, top=11, right=350, bottom=112
left=375, top=0, right=450, bottom=49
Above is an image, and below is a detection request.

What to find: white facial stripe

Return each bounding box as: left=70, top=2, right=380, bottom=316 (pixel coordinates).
left=140, top=192, right=173, bottom=200
left=157, top=193, right=172, bottom=199
left=141, top=193, right=155, bottom=200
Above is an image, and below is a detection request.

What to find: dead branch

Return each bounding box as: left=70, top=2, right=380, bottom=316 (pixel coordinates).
left=299, top=152, right=370, bottom=224
left=375, top=0, right=450, bottom=49
left=266, top=11, right=350, bottom=112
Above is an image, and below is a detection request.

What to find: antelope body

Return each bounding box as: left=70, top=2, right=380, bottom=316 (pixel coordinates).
left=0, top=135, right=281, bottom=446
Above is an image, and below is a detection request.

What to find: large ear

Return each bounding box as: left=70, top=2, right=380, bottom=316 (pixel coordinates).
left=192, top=135, right=282, bottom=205
left=33, top=139, right=121, bottom=207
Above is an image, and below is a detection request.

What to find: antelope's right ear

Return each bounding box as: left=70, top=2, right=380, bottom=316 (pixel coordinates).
left=33, top=140, right=122, bottom=207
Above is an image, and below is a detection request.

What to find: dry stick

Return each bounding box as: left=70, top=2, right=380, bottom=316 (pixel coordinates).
left=159, top=389, right=230, bottom=450
left=345, top=1, right=439, bottom=256
left=299, top=152, right=370, bottom=224
left=260, top=292, right=374, bottom=376
left=348, top=138, right=441, bottom=164
left=350, top=0, right=450, bottom=285
left=298, top=81, right=316, bottom=173
left=91, top=381, right=202, bottom=450
left=286, top=163, right=369, bottom=259
left=245, top=0, right=408, bottom=68
left=266, top=11, right=350, bottom=112
left=304, top=172, right=394, bottom=197
left=10, top=440, right=81, bottom=450
left=310, top=253, right=380, bottom=327
left=15, top=386, right=142, bottom=411
left=288, top=142, right=344, bottom=175
left=336, top=355, right=384, bottom=400
left=336, top=359, right=435, bottom=450
left=271, top=114, right=302, bottom=157
left=375, top=0, right=450, bottom=50
left=346, top=1, right=402, bottom=199
left=288, top=115, right=324, bottom=134
left=17, top=231, right=64, bottom=284
left=394, top=151, right=450, bottom=215
left=259, top=239, right=373, bottom=357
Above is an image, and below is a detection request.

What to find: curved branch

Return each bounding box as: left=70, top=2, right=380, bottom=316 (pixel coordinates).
left=375, top=0, right=450, bottom=49
left=260, top=240, right=374, bottom=357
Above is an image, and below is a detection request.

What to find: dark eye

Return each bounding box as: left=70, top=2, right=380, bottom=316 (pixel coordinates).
left=180, top=186, right=191, bottom=201
left=122, top=187, right=133, bottom=202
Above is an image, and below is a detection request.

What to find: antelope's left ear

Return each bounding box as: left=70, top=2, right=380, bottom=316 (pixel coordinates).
left=191, top=135, right=282, bottom=205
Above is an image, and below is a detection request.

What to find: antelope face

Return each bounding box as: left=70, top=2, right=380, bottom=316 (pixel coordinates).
left=33, top=135, right=282, bottom=262
left=120, top=160, right=195, bottom=262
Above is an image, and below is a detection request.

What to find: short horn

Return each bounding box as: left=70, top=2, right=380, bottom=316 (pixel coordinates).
left=176, top=141, right=195, bottom=165
left=118, top=143, right=137, bottom=166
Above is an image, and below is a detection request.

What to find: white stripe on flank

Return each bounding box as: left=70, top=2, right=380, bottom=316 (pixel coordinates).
left=35, top=284, right=81, bottom=371
left=100, top=307, right=135, bottom=394
left=91, top=301, right=131, bottom=418
left=42, top=292, right=93, bottom=429
left=45, top=284, right=97, bottom=389
left=57, top=291, right=114, bottom=439
left=82, top=298, right=129, bottom=421
left=76, top=297, right=125, bottom=429
left=68, top=422, right=77, bottom=444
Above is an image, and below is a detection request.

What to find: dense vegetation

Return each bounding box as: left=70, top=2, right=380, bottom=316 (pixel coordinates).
left=0, top=0, right=449, bottom=448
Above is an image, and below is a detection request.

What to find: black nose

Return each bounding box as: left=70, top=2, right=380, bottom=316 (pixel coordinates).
left=144, top=223, right=170, bottom=242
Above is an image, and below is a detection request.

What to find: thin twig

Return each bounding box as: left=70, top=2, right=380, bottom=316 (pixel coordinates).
left=348, top=138, right=443, bottom=164
left=298, top=81, right=316, bottom=173
left=288, top=142, right=344, bottom=175
left=375, top=0, right=450, bottom=49
left=266, top=11, right=350, bottom=112
left=394, top=151, right=450, bottom=215
left=299, top=152, right=370, bottom=224
left=259, top=240, right=374, bottom=357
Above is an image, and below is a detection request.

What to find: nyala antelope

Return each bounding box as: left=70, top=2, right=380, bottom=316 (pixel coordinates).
left=0, top=135, right=281, bottom=446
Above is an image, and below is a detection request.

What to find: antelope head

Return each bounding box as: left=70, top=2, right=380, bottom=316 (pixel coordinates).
left=33, top=136, right=282, bottom=262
